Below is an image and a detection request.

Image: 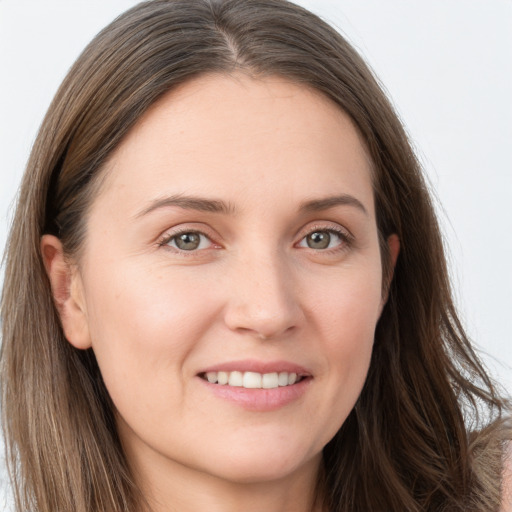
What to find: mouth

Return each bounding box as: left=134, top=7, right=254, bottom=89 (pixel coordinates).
left=197, top=362, right=312, bottom=410
left=199, top=371, right=308, bottom=389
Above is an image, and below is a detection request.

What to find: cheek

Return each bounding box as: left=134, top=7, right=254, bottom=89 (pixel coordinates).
left=305, top=262, right=382, bottom=424
left=312, top=257, right=383, bottom=345
left=82, top=262, right=220, bottom=403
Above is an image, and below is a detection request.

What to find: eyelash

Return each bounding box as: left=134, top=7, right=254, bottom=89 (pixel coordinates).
left=158, top=229, right=216, bottom=254
left=157, top=225, right=353, bottom=254
left=297, top=225, right=354, bottom=253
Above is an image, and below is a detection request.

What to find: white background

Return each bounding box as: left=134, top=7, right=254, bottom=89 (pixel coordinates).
left=0, top=0, right=511, bottom=508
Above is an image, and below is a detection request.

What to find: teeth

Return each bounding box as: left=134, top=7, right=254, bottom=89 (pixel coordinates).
left=203, top=371, right=301, bottom=388
left=243, top=371, right=262, bottom=388
left=228, top=371, right=243, bottom=387
left=262, top=372, right=278, bottom=389
left=206, top=372, right=217, bottom=383
left=217, top=371, right=229, bottom=385
left=278, top=371, right=289, bottom=386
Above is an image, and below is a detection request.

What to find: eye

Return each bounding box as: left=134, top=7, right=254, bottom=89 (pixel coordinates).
left=163, top=231, right=212, bottom=251
left=298, top=229, right=346, bottom=250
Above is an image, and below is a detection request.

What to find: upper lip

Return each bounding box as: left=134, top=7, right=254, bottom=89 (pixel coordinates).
left=198, top=359, right=312, bottom=376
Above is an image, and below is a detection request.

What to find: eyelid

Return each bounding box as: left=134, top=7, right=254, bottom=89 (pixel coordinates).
left=164, top=231, right=212, bottom=251
left=295, top=222, right=354, bottom=250
left=155, top=221, right=354, bottom=255
left=157, top=224, right=221, bottom=253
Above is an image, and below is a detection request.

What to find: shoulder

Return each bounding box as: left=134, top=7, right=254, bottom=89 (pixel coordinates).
left=502, top=442, right=512, bottom=512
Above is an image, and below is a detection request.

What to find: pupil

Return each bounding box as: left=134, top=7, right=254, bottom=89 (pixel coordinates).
left=308, top=231, right=330, bottom=249
left=176, top=233, right=200, bottom=250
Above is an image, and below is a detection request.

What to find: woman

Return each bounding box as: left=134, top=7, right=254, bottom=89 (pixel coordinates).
left=1, top=0, right=510, bottom=511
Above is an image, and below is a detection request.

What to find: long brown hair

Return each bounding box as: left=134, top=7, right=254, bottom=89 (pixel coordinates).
left=1, top=1, right=510, bottom=511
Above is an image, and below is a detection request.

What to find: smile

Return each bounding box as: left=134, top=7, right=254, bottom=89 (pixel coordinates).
left=200, top=371, right=305, bottom=389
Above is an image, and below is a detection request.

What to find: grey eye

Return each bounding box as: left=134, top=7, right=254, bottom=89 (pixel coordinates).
left=306, top=231, right=331, bottom=249
left=173, top=232, right=202, bottom=251
left=163, top=230, right=214, bottom=252
left=298, top=229, right=344, bottom=250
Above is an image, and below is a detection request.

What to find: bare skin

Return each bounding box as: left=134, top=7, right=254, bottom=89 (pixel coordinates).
left=42, top=74, right=399, bottom=512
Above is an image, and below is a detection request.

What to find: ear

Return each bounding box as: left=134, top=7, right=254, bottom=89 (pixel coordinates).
left=379, top=233, right=400, bottom=312
left=41, top=235, right=92, bottom=350
left=387, top=233, right=400, bottom=270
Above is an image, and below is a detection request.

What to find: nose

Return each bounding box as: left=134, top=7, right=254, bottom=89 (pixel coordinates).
left=223, top=252, right=303, bottom=340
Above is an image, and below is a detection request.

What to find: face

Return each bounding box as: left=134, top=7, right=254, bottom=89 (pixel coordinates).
left=48, top=74, right=396, bottom=491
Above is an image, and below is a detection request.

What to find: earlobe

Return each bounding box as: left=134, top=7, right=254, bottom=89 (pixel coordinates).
left=40, top=235, right=92, bottom=350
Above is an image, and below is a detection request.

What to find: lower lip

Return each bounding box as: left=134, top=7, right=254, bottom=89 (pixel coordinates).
left=198, top=377, right=311, bottom=411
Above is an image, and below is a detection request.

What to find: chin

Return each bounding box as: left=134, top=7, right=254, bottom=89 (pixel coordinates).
left=197, top=440, right=322, bottom=485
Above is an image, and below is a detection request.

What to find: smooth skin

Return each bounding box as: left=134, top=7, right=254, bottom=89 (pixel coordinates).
left=42, top=74, right=400, bottom=512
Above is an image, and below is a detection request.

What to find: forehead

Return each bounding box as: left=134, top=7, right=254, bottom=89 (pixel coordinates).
left=96, top=73, right=375, bottom=218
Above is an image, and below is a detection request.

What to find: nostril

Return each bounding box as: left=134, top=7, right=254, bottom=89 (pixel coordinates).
left=255, top=325, right=296, bottom=340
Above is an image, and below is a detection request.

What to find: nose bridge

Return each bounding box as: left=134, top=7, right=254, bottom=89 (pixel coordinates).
left=223, top=245, right=301, bottom=339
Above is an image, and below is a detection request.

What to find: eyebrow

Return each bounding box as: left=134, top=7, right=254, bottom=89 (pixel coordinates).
left=135, top=193, right=368, bottom=218
left=299, top=194, right=368, bottom=216
left=135, top=194, right=235, bottom=218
